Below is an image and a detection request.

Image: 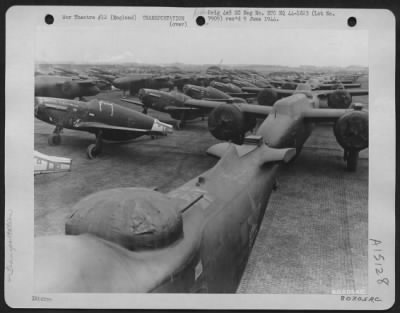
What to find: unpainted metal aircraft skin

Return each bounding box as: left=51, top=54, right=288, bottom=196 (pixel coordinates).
left=34, top=97, right=173, bottom=158
left=35, top=75, right=100, bottom=99
left=34, top=93, right=367, bottom=293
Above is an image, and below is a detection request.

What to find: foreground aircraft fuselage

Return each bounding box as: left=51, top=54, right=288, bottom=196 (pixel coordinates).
left=35, top=137, right=295, bottom=293
left=35, top=97, right=173, bottom=158
left=35, top=75, right=100, bottom=99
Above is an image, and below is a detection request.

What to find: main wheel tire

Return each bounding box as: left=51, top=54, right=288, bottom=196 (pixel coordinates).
left=87, top=144, right=101, bottom=159
left=346, top=150, right=359, bottom=172
left=48, top=134, right=61, bottom=146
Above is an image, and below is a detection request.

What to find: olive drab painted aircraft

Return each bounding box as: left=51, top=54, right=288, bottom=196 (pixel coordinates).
left=34, top=97, right=173, bottom=159
left=185, top=93, right=368, bottom=171
left=121, top=86, right=249, bottom=129
left=241, top=83, right=369, bottom=108
left=35, top=75, right=100, bottom=100
left=112, top=74, right=174, bottom=96
left=34, top=88, right=368, bottom=293
left=182, top=84, right=248, bottom=102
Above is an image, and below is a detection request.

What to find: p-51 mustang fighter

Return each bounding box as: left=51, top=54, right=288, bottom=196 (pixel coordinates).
left=35, top=75, right=100, bottom=100
left=35, top=97, right=173, bottom=159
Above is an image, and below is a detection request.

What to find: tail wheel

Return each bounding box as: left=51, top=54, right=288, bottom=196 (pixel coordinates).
left=87, top=144, right=102, bottom=159
left=48, top=134, right=61, bottom=146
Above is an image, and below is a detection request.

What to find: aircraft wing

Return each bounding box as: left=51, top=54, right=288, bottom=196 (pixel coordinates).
left=69, top=79, right=97, bottom=86
left=242, top=86, right=297, bottom=98
left=313, top=89, right=369, bottom=97
left=120, top=98, right=145, bottom=107
left=184, top=99, right=273, bottom=117
left=228, top=92, right=258, bottom=99
left=302, top=108, right=348, bottom=122
left=73, top=121, right=151, bottom=133
left=164, top=106, right=199, bottom=111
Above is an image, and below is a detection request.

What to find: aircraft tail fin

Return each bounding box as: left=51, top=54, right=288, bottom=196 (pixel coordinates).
left=260, top=145, right=296, bottom=164
left=207, top=142, right=296, bottom=164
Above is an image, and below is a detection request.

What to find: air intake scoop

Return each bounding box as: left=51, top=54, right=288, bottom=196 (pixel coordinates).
left=66, top=188, right=183, bottom=251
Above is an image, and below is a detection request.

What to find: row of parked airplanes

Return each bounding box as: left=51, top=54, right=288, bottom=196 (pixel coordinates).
left=35, top=66, right=368, bottom=170
left=34, top=66, right=369, bottom=293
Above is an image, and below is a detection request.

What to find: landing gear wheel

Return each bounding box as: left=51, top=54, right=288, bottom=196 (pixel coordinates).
left=48, top=134, right=61, bottom=146
left=346, top=150, right=359, bottom=172
left=142, top=107, right=148, bottom=114
left=86, top=144, right=102, bottom=159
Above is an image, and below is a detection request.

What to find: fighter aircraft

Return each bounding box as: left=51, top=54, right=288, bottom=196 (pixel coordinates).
left=34, top=90, right=368, bottom=293
left=35, top=97, right=173, bottom=159
left=35, top=75, right=100, bottom=100
left=112, top=74, right=174, bottom=96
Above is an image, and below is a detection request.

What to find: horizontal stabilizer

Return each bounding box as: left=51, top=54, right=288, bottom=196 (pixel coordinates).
left=206, top=142, right=231, bottom=158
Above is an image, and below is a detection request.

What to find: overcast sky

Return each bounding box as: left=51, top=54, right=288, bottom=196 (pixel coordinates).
left=35, top=27, right=368, bottom=67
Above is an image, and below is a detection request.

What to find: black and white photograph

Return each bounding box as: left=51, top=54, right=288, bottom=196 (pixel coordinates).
left=4, top=6, right=396, bottom=309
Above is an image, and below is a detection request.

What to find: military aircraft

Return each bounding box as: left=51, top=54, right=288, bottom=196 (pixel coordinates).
left=242, top=83, right=369, bottom=108
left=35, top=75, right=100, bottom=100
left=185, top=93, right=368, bottom=171
left=182, top=84, right=248, bottom=102
left=121, top=89, right=208, bottom=129
left=269, top=78, right=361, bottom=90
left=34, top=97, right=173, bottom=159
left=112, top=74, right=174, bottom=96
left=34, top=90, right=368, bottom=293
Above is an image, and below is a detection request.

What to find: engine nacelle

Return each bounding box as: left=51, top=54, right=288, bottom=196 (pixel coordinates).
left=61, top=81, right=80, bottom=98
left=208, top=103, right=256, bottom=144
left=328, top=90, right=352, bottom=108
left=334, top=108, right=368, bottom=151
left=256, top=88, right=279, bottom=107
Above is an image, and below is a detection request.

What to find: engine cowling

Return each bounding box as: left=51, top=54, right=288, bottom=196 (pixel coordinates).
left=328, top=90, right=352, bottom=108
left=208, top=103, right=255, bottom=144
left=61, top=81, right=80, bottom=99
left=334, top=108, right=368, bottom=151
left=257, top=88, right=278, bottom=106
